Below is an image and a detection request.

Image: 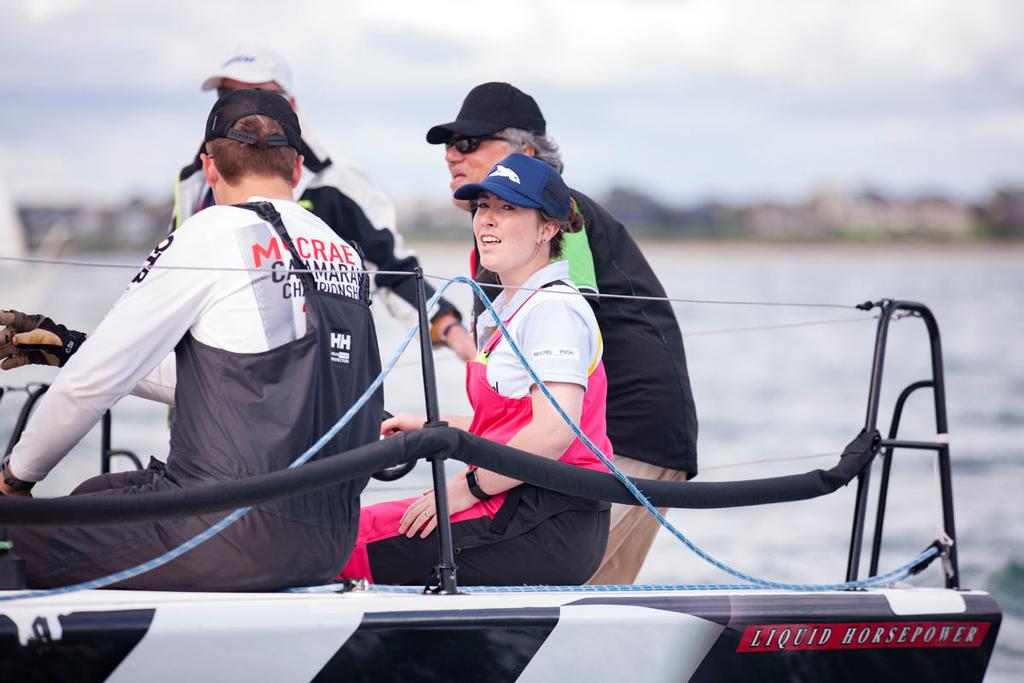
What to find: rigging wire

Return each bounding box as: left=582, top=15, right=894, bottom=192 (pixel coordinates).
left=423, top=272, right=861, bottom=309
left=0, top=254, right=866, bottom=311
left=385, top=314, right=884, bottom=372
left=686, top=315, right=875, bottom=336
left=2, top=254, right=890, bottom=516
left=700, top=451, right=840, bottom=473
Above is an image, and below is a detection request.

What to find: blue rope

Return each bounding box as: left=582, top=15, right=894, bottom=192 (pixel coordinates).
left=450, top=276, right=932, bottom=592
left=3, top=274, right=935, bottom=600
left=0, top=283, right=456, bottom=602
left=287, top=544, right=938, bottom=594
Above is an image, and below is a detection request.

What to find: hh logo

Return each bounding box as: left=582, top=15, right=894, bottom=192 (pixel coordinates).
left=330, top=329, right=352, bottom=364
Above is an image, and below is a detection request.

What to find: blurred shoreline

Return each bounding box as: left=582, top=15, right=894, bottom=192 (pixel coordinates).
left=13, top=184, right=1024, bottom=253
left=408, top=237, right=1024, bottom=251
left=20, top=236, right=1024, bottom=259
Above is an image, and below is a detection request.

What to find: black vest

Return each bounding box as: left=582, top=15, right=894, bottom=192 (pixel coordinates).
left=166, top=201, right=383, bottom=583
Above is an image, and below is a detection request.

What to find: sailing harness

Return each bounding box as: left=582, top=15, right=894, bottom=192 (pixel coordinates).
left=3, top=201, right=382, bottom=592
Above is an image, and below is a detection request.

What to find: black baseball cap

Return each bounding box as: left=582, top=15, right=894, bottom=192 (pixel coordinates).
left=426, top=82, right=546, bottom=144
left=204, top=88, right=301, bottom=149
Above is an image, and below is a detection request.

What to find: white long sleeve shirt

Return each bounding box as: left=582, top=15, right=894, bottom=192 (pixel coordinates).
left=9, top=197, right=365, bottom=482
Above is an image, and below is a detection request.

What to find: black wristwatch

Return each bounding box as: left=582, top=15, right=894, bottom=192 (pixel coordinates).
left=466, top=469, right=491, bottom=501
left=1, top=455, right=35, bottom=492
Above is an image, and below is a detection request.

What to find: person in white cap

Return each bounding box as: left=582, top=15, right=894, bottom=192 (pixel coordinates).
left=171, top=45, right=470, bottom=356
left=2, top=89, right=382, bottom=589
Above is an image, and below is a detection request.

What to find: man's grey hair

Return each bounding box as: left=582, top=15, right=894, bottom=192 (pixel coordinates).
left=499, top=128, right=564, bottom=173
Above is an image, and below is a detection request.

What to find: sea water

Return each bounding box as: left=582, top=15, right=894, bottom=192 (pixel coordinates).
left=1, top=242, right=1020, bottom=680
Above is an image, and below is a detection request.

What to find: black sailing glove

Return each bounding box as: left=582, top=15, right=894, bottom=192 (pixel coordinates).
left=0, top=310, right=87, bottom=369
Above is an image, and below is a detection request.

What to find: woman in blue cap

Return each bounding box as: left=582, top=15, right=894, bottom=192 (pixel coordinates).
left=340, top=154, right=614, bottom=585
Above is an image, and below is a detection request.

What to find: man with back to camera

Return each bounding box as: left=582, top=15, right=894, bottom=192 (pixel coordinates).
left=0, top=89, right=382, bottom=590
left=173, top=44, right=474, bottom=359
left=426, top=82, right=699, bottom=584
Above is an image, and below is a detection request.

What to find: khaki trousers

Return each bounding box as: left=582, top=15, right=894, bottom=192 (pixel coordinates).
left=586, top=454, right=688, bottom=585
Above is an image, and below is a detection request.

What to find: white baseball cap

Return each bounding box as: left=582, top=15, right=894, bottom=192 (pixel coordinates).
left=201, top=44, right=294, bottom=93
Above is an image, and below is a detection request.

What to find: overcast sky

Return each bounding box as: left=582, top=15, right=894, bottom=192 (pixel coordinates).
left=1, top=0, right=1021, bottom=206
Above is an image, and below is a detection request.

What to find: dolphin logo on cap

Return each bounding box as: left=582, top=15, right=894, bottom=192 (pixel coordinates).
left=489, top=165, right=521, bottom=184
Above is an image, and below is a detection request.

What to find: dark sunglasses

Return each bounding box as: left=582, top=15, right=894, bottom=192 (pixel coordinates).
left=444, top=135, right=506, bottom=154
left=216, top=86, right=289, bottom=99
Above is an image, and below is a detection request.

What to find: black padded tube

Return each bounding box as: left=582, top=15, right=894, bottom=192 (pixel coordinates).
left=0, top=428, right=878, bottom=526
left=453, top=429, right=879, bottom=509
left=0, top=430, right=452, bottom=526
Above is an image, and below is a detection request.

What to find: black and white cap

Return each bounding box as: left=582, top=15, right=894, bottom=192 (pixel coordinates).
left=204, top=89, right=301, bottom=150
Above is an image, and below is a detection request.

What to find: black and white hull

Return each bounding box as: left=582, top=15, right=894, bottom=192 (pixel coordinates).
left=0, top=586, right=1000, bottom=682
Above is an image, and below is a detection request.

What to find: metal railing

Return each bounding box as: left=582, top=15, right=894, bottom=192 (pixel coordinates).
left=846, top=300, right=959, bottom=588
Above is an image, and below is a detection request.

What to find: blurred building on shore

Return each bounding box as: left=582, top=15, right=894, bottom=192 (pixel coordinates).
left=11, top=186, right=1024, bottom=251
left=743, top=187, right=981, bottom=240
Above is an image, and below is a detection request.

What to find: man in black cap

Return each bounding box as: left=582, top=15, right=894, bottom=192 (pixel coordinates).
left=1, top=89, right=382, bottom=591
left=427, top=82, right=699, bottom=584
left=171, top=44, right=472, bottom=359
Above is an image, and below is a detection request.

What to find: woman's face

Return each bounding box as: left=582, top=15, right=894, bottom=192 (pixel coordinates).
left=473, top=191, right=558, bottom=286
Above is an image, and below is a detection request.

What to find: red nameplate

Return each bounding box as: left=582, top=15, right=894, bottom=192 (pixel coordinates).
left=737, top=621, right=990, bottom=652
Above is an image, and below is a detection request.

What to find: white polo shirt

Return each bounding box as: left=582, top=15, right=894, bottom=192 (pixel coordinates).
left=475, top=261, right=603, bottom=399
left=9, top=197, right=365, bottom=482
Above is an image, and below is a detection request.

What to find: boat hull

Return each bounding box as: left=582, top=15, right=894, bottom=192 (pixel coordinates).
left=0, top=587, right=1000, bottom=682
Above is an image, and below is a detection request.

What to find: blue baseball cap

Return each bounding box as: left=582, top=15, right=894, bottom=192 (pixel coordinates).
left=453, top=153, right=570, bottom=220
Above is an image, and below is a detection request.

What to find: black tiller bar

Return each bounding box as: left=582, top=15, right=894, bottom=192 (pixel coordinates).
left=846, top=300, right=959, bottom=588
left=414, top=270, right=459, bottom=593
